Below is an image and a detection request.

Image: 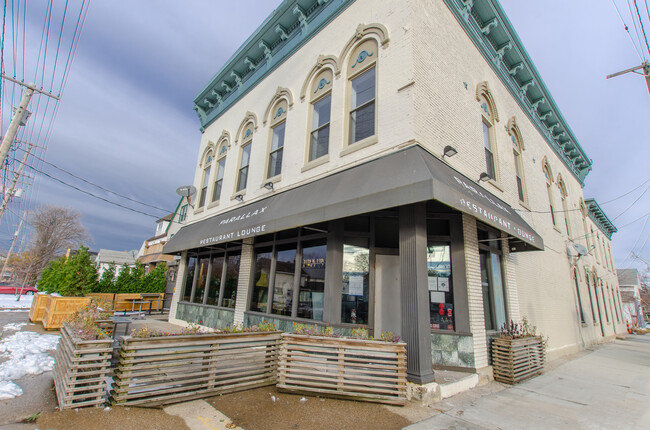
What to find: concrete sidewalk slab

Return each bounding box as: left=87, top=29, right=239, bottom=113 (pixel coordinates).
left=408, top=336, right=650, bottom=429
left=164, top=399, right=242, bottom=430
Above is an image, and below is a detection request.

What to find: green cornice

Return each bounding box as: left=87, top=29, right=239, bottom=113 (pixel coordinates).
left=444, top=0, right=592, bottom=186
left=585, top=198, right=617, bottom=239
left=194, top=0, right=355, bottom=131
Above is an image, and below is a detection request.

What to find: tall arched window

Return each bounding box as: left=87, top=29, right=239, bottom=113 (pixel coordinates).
left=542, top=160, right=556, bottom=227
left=508, top=117, right=526, bottom=203
left=573, top=269, right=585, bottom=324
left=198, top=149, right=213, bottom=208
left=477, top=82, right=499, bottom=181
left=212, top=141, right=228, bottom=203
left=308, top=68, right=333, bottom=162
left=347, top=38, right=378, bottom=147
left=266, top=99, right=287, bottom=179
left=557, top=177, right=571, bottom=236
left=237, top=122, right=254, bottom=193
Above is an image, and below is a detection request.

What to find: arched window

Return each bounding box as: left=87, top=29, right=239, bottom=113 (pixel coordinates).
left=308, top=68, right=333, bottom=162
left=347, top=38, right=378, bottom=147
left=557, top=177, right=571, bottom=236
left=212, top=141, right=228, bottom=203
left=267, top=98, right=287, bottom=179
left=573, top=269, right=585, bottom=324
left=508, top=117, right=526, bottom=203
left=477, top=82, right=499, bottom=181
left=542, top=159, right=556, bottom=227
left=198, top=149, right=213, bottom=208
left=236, top=121, right=255, bottom=193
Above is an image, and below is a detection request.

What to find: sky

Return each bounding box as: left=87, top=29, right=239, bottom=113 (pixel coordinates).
left=0, top=1, right=648, bottom=273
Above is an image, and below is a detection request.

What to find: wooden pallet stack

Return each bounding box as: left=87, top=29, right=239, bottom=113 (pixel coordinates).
left=277, top=334, right=407, bottom=405
left=492, top=336, right=546, bottom=384
left=53, top=324, right=114, bottom=409
left=111, top=331, right=281, bottom=406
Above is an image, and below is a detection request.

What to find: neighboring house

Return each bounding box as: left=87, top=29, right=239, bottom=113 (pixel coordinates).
left=137, top=213, right=177, bottom=271
left=617, top=268, right=645, bottom=329
left=162, top=0, right=624, bottom=384
left=95, top=249, right=138, bottom=277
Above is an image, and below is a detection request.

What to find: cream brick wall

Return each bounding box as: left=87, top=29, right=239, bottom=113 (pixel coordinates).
left=233, top=238, right=254, bottom=326
left=168, top=250, right=187, bottom=326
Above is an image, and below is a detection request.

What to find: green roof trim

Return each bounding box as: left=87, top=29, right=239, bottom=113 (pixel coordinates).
left=585, top=198, right=617, bottom=239
left=193, top=0, right=355, bottom=131
left=444, top=0, right=592, bottom=185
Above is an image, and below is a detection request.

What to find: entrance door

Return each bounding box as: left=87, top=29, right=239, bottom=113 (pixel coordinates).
left=374, top=254, right=401, bottom=336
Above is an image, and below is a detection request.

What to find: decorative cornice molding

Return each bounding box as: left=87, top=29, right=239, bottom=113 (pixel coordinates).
left=443, top=0, right=592, bottom=185
left=585, top=198, right=617, bottom=238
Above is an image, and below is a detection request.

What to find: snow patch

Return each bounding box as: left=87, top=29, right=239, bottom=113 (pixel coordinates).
left=0, top=295, right=34, bottom=309
left=2, top=322, right=27, bottom=331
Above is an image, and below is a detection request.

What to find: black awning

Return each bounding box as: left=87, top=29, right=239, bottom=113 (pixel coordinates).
left=164, top=145, right=543, bottom=254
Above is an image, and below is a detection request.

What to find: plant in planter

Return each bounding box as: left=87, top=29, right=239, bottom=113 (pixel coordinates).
left=64, top=300, right=114, bottom=340
left=492, top=317, right=547, bottom=384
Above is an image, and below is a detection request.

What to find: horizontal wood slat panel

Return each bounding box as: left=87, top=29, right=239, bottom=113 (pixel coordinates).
left=492, top=337, right=546, bottom=384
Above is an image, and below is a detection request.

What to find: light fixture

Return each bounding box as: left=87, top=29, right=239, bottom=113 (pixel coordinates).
left=264, top=182, right=274, bottom=191
left=442, top=145, right=458, bottom=159
left=477, top=172, right=490, bottom=183
left=234, top=194, right=244, bottom=202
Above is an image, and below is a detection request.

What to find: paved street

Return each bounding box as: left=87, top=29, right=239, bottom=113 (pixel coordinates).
left=409, top=335, right=650, bottom=430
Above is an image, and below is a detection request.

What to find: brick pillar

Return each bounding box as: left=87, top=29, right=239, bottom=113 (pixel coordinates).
left=233, top=237, right=254, bottom=326
left=168, top=251, right=187, bottom=325
left=462, top=214, right=488, bottom=369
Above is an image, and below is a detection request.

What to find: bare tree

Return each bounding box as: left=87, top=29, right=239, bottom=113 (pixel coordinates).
left=28, top=205, right=92, bottom=272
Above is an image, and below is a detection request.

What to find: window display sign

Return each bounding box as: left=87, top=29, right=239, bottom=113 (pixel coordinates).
left=349, top=275, right=364, bottom=296
left=437, top=277, right=450, bottom=292
left=427, top=243, right=454, bottom=331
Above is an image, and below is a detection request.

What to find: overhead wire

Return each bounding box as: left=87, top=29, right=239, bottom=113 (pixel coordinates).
left=611, top=0, right=646, bottom=61
left=633, top=0, right=650, bottom=58
left=627, top=0, right=648, bottom=59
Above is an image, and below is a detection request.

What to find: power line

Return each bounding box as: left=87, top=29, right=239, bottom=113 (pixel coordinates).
left=612, top=0, right=646, bottom=60
left=612, top=184, right=650, bottom=220
left=600, top=178, right=650, bottom=204
left=634, top=0, right=650, bottom=57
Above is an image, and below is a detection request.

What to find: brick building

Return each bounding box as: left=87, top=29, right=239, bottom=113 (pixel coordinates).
left=163, top=0, right=624, bottom=383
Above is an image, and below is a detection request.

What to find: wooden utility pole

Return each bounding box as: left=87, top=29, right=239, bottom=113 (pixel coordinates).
left=606, top=62, right=650, bottom=95
left=1, top=211, right=26, bottom=281
left=0, top=142, right=33, bottom=223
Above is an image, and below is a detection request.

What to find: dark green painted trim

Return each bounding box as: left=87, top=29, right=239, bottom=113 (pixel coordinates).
left=444, top=0, right=592, bottom=185
left=194, top=0, right=356, bottom=131
left=585, top=198, right=617, bottom=238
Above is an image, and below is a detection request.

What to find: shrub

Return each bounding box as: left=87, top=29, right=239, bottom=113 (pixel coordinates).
left=65, top=300, right=113, bottom=340
left=38, top=247, right=98, bottom=296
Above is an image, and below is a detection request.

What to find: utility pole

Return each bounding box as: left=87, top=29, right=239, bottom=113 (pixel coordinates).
left=606, top=62, right=650, bottom=95
left=0, top=75, right=59, bottom=169
left=1, top=211, right=26, bottom=281
left=0, top=142, right=33, bottom=223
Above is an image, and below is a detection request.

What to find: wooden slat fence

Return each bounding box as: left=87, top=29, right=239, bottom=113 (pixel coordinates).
left=110, top=331, right=281, bottom=406
left=277, top=334, right=407, bottom=405
left=492, top=336, right=545, bottom=384
left=53, top=324, right=113, bottom=409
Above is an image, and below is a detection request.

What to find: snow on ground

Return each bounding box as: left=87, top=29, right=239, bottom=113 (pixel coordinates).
left=0, top=294, right=34, bottom=309
left=2, top=323, right=26, bottom=331
left=0, top=329, right=59, bottom=400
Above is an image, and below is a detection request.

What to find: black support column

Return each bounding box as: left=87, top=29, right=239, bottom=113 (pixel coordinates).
left=400, top=203, right=435, bottom=384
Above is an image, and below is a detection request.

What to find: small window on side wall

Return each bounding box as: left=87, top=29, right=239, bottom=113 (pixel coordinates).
left=347, top=39, right=378, bottom=147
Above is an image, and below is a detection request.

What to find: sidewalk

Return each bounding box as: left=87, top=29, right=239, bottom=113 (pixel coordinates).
left=408, top=335, right=650, bottom=430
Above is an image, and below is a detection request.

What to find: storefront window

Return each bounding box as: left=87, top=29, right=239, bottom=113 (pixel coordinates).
left=251, top=247, right=272, bottom=313
left=182, top=256, right=197, bottom=302
left=427, top=244, right=453, bottom=330
left=222, top=253, right=240, bottom=309
left=206, top=255, right=224, bottom=306
left=478, top=228, right=507, bottom=331
left=192, top=257, right=210, bottom=304
left=341, top=240, right=369, bottom=325
left=271, top=244, right=297, bottom=316
left=298, top=239, right=326, bottom=320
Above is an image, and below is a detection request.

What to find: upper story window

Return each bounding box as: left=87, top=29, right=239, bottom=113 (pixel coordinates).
left=308, top=68, right=333, bottom=162
left=476, top=82, right=500, bottom=181
left=542, top=160, right=556, bottom=227
left=212, top=142, right=228, bottom=203
left=347, top=39, right=378, bottom=146
left=198, top=150, right=213, bottom=208
left=266, top=99, right=288, bottom=179
left=508, top=117, right=526, bottom=203
left=558, top=178, right=571, bottom=237
left=237, top=132, right=252, bottom=192
left=178, top=204, right=188, bottom=223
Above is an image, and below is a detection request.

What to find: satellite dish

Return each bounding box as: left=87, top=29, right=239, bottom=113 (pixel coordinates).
left=566, top=243, right=578, bottom=257
left=176, top=185, right=196, bottom=198
left=572, top=243, right=589, bottom=256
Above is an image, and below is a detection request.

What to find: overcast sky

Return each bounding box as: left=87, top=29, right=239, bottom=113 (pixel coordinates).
left=0, top=1, right=648, bottom=272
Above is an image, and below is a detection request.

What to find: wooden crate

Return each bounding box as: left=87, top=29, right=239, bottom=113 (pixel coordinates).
left=492, top=336, right=546, bottom=384
left=53, top=324, right=113, bottom=409
left=86, top=293, right=116, bottom=308
left=113, top=293, right=163, bottom=313
left=42, top=296, right=92, bottom=330
left=277, top=334, right=407, bottom=405
left=111, top=331, right=281, bottom=406
left=29, top=293, right=51, bottom=323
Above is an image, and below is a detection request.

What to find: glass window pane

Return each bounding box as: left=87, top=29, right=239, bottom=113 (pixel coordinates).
left=192, top=257, right=210, bottom=304
left=250, top=247, right=272, bottom=313
left=309, top=125, right=329, bottom=161
left=312, top=96, right=331, bottom=129
left=216, top=158, right=225, bottom=180
left=490, top=253, right=506, bottom=330
left=237, top=166, right=248, bottom=191
left=298, top=239, right=326, bottom=320
left=212, top=179, right=223, bottom=202
left=350, top=101, right=375, bottom=144
left=240, top=144, right=251, bottom=168
left=206, top=256, right=224, bottom=306
left=480, top=252, right=493, bottom=331
left=271, top=244, right=297, bottom=316
left=271, top=122, right=285, bottom=151
left=183, top=256, right=197, bottom=302
left=267, top=148, right=283, bottom=178
left=341, top=241, right=369, bottom=324
left=350, top=68, right=375, bottom=108
left=484, top=148, right=495, bottom=179
left=222, top=252, right=240, bottom=309
left=427, top=244, right=454, bottom=330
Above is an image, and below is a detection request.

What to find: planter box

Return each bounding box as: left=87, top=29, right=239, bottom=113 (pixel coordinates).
left=86, top=293, right=116, bottom=307
left=277, top=334, right=407, bottom=405
left=53, top=324, right=114, bottom=409
left=28, top=293, right=51, bottom=323
left=111, top=331, right=281, bottom=406
left=42, top=296, right=92, bottom=330
left=492, top=336, right=546, bottom=384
